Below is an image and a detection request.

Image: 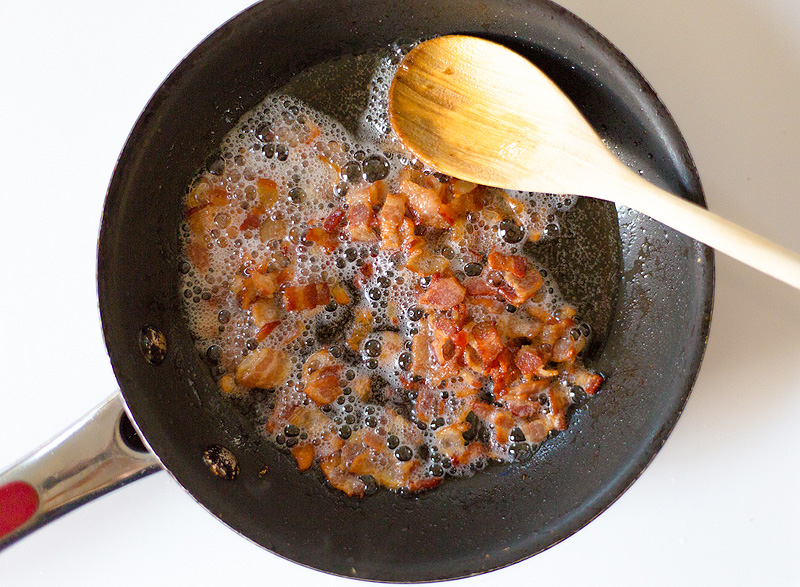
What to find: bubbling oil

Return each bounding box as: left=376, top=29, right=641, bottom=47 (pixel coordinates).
left=179, top=43, right=586, bottom=491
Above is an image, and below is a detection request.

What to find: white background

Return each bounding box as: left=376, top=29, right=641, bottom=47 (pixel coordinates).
left=1, top=0, right=798, bottom=585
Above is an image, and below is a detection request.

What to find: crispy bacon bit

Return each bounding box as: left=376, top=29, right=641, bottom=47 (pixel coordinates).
left=303, top=366, right=342, bottom=405
left=470, top=322, right=504, bottom=366
left=573, top=369, right=604, bottom=395
left=399, top=171, right=450, bottom=228
left=551, top=335, right=576, bottom=362
left=305, top=227, right=339, bottom=253
left=488, top=251, right=527, bottom=278
left=486, top=250, right=544, bottom=305
left=515, top=346, right=546, bottom=376
left=239, top=212, right=263, bottom=231
left=323, top=208, right=346, bottom=232
left=283, top=282, right=330, bottom=312
left=378, top=193, right=407, bottom=249
left=419, top=277, right=466, bottom=310
left=345, top=182, right=385, bottom=241
left=291, top=445, right=315, bottom=472
left=251, top=298, right=280, bottom=329
left=256, top=321, right=280, bottom=342
left=347, top=308, right=373, bottom=351
left=490, top=410, right=516, bottom=444
left=234, top=270, right=279, bottom=309
left=256, top=178, right=279, bottom=207
left=548, top=387, right=571, bottom=430
left=330, top=283, right=351, bottom=305
left=320, top=454, right=366, bottom=497
left=235, top=347, right=291, bottom=389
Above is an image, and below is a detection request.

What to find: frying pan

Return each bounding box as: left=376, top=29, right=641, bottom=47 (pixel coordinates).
left=0, top=0, right=720, bottom=581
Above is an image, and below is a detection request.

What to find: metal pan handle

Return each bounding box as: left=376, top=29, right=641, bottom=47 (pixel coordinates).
left=0, top=392, right=161, bottom=550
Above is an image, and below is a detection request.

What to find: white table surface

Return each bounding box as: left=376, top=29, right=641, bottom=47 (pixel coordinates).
left=1, top=1, right=798, bottom=585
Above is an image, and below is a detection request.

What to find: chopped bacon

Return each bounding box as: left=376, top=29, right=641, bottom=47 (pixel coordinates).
left=330, top=283, right=351, bottom=305
left=506, top=378, right=550, bottom=400
left=235, top=347, right=291, bottom=389
left=399, top=172, right=450, bottom=228
left=303, top=366, right=342, bottom=405
left=283, top=282, right=330, bottom=312
left=347, top=308, right=373, bottom=351
left=255, top=321, right=280, bottom=342
left=320, top=454, right=366, bottom=497
left=488, top=348, right=518, bottom=395
left=519, top=418, right=549, bottom=444
left=490, top=410, right=516, bottom=444
left=305, top=227, right=339, bottom=253
left=240, top=211, right=263, bottom=231
left=291, top=445, right=315, bottom=472
left=256, top=178, right=279, bottom=207
left=551, top=335, right=576, bottom=362
left=515, top=346, right=546, bottom=376
left=548, top=387, right=571, bottom=430
left=463, top=277, right=496, bottom=297
left=234, top=270, right=279, bottom=309
left=419, top=277, right=466, bottom=310
left=572, top=369, right=604, bottom=395
left=434, top=421, right=486, bottom=466
left=470, top=322, right=504, bottom=366
left=488, top=251, right=527, bottom=279
left=323, top=208, right=345, bottom=232
left=353, top=262, right=374, bottom=289
left=251, top=298, right=280, bottom=329
left=486, top=251, right=543, bottom=305
left=378, top=193, right=407, bottom=249
left=345, top=182, right=385, bottom=241
left=345, top=203, right=376, bottom=241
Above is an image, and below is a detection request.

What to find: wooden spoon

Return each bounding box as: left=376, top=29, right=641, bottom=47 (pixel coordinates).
left=388, top=35, right=800, bottom=290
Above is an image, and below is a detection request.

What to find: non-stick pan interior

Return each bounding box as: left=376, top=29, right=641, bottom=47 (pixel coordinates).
left=98, top=0, right=713, bottom=581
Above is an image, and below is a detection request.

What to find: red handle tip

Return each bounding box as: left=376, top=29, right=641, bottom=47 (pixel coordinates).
left=0, top=481, right=39, bottom=540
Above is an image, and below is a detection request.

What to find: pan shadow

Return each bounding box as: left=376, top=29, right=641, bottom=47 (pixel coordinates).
left=561, top=0, right=800, bottom=459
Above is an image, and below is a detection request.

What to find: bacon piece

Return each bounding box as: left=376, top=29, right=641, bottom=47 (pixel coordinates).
left=323, top=208, right=345, bottom=232
left=486, top=251, right=544, bottom=305
left=345, top=182, right=385, bottom=241
left=256, top=178, right=279, bottom=207
left=519, top=418, right=549, bottom=444
left=283, top=282, right=330, bottom=312
left=240, top=212, right=262, bottom=231
left=347, top=308, right=373, bottom=351
left=488, top=251, right=527, bottom=278
left=470, top=322, right=504, bottom=366
left=251, top=298, right=281, bottom=329
left=488, top=347, right=518, bottom=395
left=489, top=410, right=516, bottom=444
left=330, top=283, right=351, bottom=305
left=399, top=172, right=450, bottom=228
left=291, top=445, right=315, bottom=472
left=258, top=217, right=288, bottom=243
left=235, top=347, right=291, bottom=389
left=515, top=346, right=546, bottom=376
left=303, top=366, right=342, bottom=405
left=548, top=387, right=571, bottom=430
left=551, top=335, right=576, bottom=363
left=255, top=321, right=280, bottom=342
left=305, top=227, right=339, bottom=253
left=434, top=421, right=486, bottom=466
left=232, top=269, right=279, bottom=309
left=378, top=193, right=407, bottom=249
left=320, top=454, right=366, bottom=497
left=419, top=277, right=466, bottom=310
left=572, top=369, right=604, bottom=395
left=341, top=429, right=419, bottom=491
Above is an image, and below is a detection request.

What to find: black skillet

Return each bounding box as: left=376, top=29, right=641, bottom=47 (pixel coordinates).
left=0, top=0, right=713, bottom=581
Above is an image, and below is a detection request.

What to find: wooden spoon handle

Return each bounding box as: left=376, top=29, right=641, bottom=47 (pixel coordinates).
left=621, top=180, right=800, bottom=290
